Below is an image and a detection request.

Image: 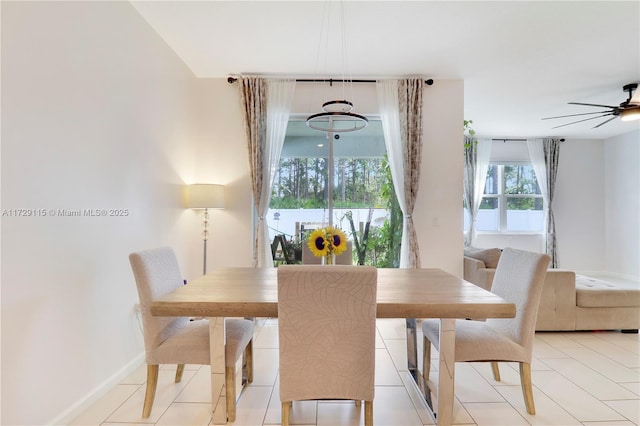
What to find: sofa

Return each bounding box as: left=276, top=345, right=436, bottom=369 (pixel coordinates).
left=463, top=247, right=640, bottom=332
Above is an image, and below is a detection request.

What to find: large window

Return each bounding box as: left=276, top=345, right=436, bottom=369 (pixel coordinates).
left=268, top=118, right=402, bottom=267
left=470, top=163, right=544, bottom=233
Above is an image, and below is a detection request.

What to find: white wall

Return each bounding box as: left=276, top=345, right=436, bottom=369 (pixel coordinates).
left=418, top=80, right=464, bottom=274
left=554, top=139, right=607, bottom=272
left=1, top=2, right=204, bottom=424
left=604, top=130, right=640, bottom=279
left=191, top=78, right=254, bottom=268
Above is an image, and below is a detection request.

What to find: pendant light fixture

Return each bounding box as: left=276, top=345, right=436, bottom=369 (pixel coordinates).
left=307, top=99, right=368, bottom=132
left=306, top=1, right=368, bottom=133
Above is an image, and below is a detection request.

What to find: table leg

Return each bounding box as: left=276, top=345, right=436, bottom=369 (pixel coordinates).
left=210, top=317, right=227, bottom=424
left=437, top=318, right=456, bottom=426
left=405, top=318, right=456, bottom=426
left=405, top=319, right=435, bottom=420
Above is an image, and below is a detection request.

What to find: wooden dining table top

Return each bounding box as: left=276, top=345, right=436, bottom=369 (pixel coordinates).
left=150, top=267, right=516, bottom=320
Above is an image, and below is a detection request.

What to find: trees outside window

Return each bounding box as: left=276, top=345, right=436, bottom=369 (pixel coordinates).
left=269, top=119, right=401, bottom=267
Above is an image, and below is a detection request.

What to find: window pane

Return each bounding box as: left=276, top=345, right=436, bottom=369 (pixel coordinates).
left=506, top=196, right=544, bottom=231
left=269, top=119, right=401, bottom=267
left=477, top=197, right=498, bottom=231
left=506, top=196, right=543, bottom=211
left=504, top=165, right=541, bottom=195
left=483, top=165, right=498, bottom=195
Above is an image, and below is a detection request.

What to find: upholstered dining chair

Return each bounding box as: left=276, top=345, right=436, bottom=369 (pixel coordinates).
left=301, top=240, right=353, bottom=265
left=277, top=265, right=377, bottom=426
left=422, top=247, right=550, bottom=415
left=129, top=247, right=254, bottom=421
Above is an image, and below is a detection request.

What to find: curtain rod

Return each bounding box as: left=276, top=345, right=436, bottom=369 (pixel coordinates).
left=227, top=76, right=434, bottom=86
left=491, top=138, right=565, bottom=142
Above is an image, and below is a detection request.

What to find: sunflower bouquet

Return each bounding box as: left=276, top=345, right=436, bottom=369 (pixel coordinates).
left=307, top=226, right=348, bottom=264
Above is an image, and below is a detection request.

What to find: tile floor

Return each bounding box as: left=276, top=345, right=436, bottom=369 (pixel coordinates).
left=70, top=318, right=639, bottom=426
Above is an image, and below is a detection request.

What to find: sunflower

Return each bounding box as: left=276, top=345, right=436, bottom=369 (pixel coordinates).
left=326, top=227, right=348, bottom=255
left=308, top=228, right=329, bottom=257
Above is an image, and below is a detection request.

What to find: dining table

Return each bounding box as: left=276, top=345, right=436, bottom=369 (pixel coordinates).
left=150, top=266, right=516, bottom=426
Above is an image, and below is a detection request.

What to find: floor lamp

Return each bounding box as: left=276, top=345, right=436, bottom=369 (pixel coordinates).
left=186, top=184, right=225, bottom=275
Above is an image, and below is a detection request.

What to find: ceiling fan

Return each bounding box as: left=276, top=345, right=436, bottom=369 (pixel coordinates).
left=542, top=83, right=640, bottom=129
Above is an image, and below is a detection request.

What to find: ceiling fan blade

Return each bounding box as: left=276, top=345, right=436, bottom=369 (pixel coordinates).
left=568, top=102, right=617, bottom=109
left=551, top=113, right=614, bottom=129
left=593, top=115, right=618, bottom=129
left=542, top=110, right=612, bottom=120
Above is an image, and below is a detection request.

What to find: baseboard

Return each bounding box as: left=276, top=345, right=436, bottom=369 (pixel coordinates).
left=47, top=352, right=145, bottom=425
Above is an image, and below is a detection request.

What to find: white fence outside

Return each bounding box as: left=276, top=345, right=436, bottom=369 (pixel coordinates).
left=464, top=209, right=544, bottom=232
left=267, top=208, right=389, bottom=242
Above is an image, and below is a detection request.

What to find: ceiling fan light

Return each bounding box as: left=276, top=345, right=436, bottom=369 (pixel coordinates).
left=620, top=107, right=640, bottom=122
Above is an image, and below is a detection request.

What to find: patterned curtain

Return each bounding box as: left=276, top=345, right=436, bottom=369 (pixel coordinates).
left=377, top=78, right=424, bottom=268
left=463, top=136, right=477, bottom=247
left=527, top=138, right=561, bottom=267
left=240, top=77, right=267, bottom=267
left=463, top=137, right=492, bottom=246
left=240, top=77, right=295, bottom=267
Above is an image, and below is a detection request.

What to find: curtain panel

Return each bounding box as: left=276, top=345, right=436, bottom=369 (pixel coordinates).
left=377, top=78, right=424, bottom=268
left=463, top=137, right=492, bottom=246
left=527, top=138, right=561, bottom=268
left=240, top=77, right=295, bottom=267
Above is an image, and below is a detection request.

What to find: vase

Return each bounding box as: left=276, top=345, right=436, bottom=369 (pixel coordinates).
left=322, top=253, right=335, bottom=265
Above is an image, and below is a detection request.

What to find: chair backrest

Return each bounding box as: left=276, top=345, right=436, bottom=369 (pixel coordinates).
left=129, top=247, right=189, bottom=359
left=301, top=240, right=353, bottom=265
left=487, top=248, right=550, bottom=352
left=277, top=265, right=377, bottom=402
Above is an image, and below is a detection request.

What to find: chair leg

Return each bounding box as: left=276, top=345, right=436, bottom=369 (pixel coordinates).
left=225, top=366, right=236, bottom=422
left=281, top=401, right=292, bottom=426
left=142, top=365, right=159, bottom=418
left=491, top=362, right=501, bottom=381
left=244, top=339, right=253, bottom=384
left=175, top=364, right=185, bottom=383
left=364, top=400, right=373, bottom=426
left=422, top=336, right=432, bottom=382
left=519, top=362, right=536, bottom=415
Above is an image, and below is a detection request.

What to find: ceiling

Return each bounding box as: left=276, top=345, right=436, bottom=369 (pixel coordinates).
left=132, top=1, right=640, bottom=140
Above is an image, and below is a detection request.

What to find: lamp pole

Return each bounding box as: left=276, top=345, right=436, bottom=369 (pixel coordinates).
left=203, top=208, right=209, bottom=275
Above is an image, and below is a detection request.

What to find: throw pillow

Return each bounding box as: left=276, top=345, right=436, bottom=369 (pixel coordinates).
left=463, top=247, right=502, bottom=269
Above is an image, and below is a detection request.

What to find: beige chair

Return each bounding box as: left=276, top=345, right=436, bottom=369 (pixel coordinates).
left=301, top=240, right=353, bottom=265
left=277, top=265, right=377, bottom=426
left=422, top=247, right=550, bottom=415
left=129, top=247, right=253, bottom=421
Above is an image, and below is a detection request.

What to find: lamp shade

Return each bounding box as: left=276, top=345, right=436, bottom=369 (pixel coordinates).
left=186, top=184, right=225, bottom=209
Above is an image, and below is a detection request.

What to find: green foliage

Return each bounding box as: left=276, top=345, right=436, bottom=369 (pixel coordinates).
left=270, top=157, right=388, bottom=209
left=269, top=196, right=326, bottom=209
left=270, top=154, right=402, bottom=268
left=464, top=119, right=477, bottom=149
left=464, top=119, right=476, bottom=136
left=380, top=156, right=402, bottom=267
left=343, top=155, right=402, bottom=268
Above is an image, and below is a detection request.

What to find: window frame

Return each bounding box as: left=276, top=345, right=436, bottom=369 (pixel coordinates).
left=478, top=161, right=544, bottom=234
